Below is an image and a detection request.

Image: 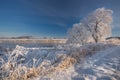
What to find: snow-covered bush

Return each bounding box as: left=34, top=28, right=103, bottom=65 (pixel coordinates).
left=0, top=45, right=70, bottom=80
left=67, top=23, right=90, bottom=45
left=67, top=8, right=113, bottom=44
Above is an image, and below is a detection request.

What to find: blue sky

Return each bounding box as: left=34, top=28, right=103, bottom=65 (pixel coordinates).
left=0, top=0, right=120, bottom=38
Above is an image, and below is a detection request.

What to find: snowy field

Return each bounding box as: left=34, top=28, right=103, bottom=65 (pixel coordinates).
left=0, top=41, right=120, bottom=80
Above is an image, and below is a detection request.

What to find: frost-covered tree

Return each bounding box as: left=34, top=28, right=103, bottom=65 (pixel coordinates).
left=67, top=23, right=90, bottom=44
left=67, top=8, right=113, bottom=44
left=83, top=8, right=113, bottom=43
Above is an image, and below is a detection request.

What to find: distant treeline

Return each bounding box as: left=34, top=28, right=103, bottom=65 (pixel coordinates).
left=11, top=36, right=34, bottom=39
left=0, top=36, right=34, bottom=39
left=106, top=37, right=120, bottom=40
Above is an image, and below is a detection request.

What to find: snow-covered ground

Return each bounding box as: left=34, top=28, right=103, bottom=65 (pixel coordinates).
left=0, top=43, right=120, bottom=80
left=73, top=46, right=120, bottom=80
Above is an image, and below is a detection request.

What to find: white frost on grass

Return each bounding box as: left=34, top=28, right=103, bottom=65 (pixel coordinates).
left=0, top=43, right=120, bottom=80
